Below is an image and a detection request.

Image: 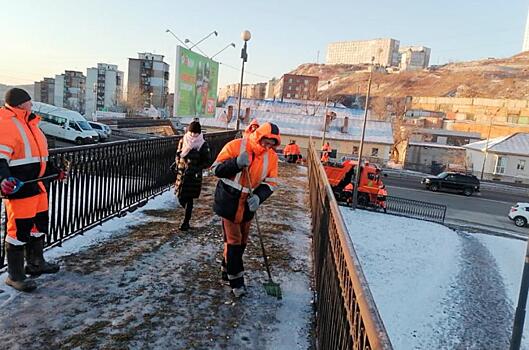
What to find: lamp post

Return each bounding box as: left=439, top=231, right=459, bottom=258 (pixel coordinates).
left=165, top=29, right=188, bottom=48
left=211, top=43, right=236, bottom=60
left=235, top=30, right=251, bottom=131
left=183, top=39, right=210, bottom=57
left=322, top=80, right=332, bottom=146
left=188, top=30, right=218, bottom=50
left=351, top=56, right=375, bottom=210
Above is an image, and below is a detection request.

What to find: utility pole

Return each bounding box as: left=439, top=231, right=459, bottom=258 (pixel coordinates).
left=351, top=57, right=375, bottom=210
left=510, top=237, right=529, bottom=350
left=321, top=81, right=331, bottom=147
left=480, top=116, right=494, bottom=180
left=235, top=30, right=251, bottom=131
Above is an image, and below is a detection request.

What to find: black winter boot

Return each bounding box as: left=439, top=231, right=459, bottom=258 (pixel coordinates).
left=25, top=237, right=60, bottom=276
left=5, top=243, right=37, bottom=292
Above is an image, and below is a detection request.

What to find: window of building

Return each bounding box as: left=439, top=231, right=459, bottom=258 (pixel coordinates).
left=517, top=159, right=526, bottom=171
left=494, top=156, right=506, bottom=174
left=304, top=79, right=309, bottom=85
left=288, top=86, right=292, bottom=91
left=507, top=115, right=519, bottom=124
left=286, top=93, right=291, bottom=98
left=288, top=78, right=293, bottom=83
left=371, top=148, right=379, bottom=157
left=294, top=94, right=299, bottom=98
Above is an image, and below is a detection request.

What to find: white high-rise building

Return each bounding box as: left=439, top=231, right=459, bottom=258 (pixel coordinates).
left=326, top=38, right=401, bottom=67
left=85, top=63, right=124, bottom=118
left=523, top=7, right=529, bottom=52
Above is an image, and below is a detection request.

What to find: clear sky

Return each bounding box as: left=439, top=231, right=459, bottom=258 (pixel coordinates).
left=1, top=0, right=527, bottom=92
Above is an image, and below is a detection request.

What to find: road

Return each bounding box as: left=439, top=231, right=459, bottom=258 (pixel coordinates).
left=383, top=175, right=529, bottom=236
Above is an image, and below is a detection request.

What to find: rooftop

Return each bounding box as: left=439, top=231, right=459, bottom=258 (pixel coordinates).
left=463, top=132, right=529, bottom=156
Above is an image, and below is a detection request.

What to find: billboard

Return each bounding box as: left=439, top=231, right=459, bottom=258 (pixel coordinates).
left=174, top=46, right=219, bottom=117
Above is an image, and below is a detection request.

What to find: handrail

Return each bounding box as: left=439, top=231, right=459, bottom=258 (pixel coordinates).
left=308, top=138, right=393, bottom=349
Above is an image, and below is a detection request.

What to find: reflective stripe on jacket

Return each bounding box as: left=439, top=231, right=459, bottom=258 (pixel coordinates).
left=212, top=122, right=279, bottom=223
left=0, top=106, right=49, bottom=199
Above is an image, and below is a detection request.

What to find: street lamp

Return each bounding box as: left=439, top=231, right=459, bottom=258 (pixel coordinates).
left=183, top=38, right=209, bottom=57
left=188, top=30, right=218, bottom=50
left=211, top=43, right=236, bottom=60
left=235, top=30, right=251, bottom=131
left=165, top=29, right=188, bottom=48
left=351, top=56, right=375, bottom=210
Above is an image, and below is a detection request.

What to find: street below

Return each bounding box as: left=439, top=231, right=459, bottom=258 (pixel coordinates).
left=383, top=175, right=529, bottom=236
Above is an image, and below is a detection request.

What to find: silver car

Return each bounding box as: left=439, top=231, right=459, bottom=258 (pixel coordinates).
left=88, top=121, right=112, bottom=142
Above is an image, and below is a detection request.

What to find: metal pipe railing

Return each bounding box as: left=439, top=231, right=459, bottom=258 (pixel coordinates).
left=308, top=139, right=393, bottom=350
left=0, top=131, right=237, bottom=267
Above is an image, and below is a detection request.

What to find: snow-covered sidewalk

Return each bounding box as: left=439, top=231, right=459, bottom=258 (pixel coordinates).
left=341, top=208, right=527, bottom=349
left=0, top=164, right=313, bottom=349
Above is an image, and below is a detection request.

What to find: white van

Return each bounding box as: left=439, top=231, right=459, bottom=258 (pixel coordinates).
left=32, top=102, right=99, bottom=145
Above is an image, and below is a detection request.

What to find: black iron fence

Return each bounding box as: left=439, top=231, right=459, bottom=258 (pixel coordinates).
left=308, top=140, right=393, bottom=350
left=0, top=131, right=237, bottom=268
left=385, top=196, right=447, bottom=224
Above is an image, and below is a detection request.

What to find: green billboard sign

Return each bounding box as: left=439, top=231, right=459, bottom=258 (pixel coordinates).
left=174, top=46, right=219, bottom=117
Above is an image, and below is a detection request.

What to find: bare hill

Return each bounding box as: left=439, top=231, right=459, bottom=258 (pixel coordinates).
left=291, top=52, right=529, bottom=100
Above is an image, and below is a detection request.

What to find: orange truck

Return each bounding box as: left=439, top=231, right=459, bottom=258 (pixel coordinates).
left=323, top=160, right=387, bottom=210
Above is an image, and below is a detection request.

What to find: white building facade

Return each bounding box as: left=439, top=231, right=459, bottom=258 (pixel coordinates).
left=464, top=133, right=529, bottom=183
left=399, top=46, right=431, bottom=71
left=85, top=63, right=124, bottom=118
left=326, top=38, right=400, bottom=67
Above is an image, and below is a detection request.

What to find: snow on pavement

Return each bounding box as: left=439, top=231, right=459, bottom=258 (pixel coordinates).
left=0, top=164, right=313, bottom=350
left=340, top=208, right=524, bottom=349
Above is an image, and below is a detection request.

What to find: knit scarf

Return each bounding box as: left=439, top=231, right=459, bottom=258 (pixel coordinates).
left=180, top=132, right=205, bottom=158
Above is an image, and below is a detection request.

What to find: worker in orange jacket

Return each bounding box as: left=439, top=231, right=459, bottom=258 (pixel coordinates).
left=0, top=88, right=64, bottom=292
left=321, top=141, right=332, bottom=163
left=212, top=122, right=280, bottom=298
left=283, top=139, right=302, bottom=163
left=243, top=119, right=259, bottom=138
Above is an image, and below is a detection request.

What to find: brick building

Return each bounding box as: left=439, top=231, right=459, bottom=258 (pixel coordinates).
left=272, top=74, right=319, bottom=101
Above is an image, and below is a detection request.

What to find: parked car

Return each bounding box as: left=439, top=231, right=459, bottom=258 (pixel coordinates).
left=88, top=121, right=112, bottom=141
left=508, top=203, right=529, bottom=227
left=421, top=172, right=480, bottom=196
left=33, top=102, right=99, bottom=145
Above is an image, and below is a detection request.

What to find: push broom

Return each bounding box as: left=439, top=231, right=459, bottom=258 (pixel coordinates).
left=245, top=169, right=282, bottom=299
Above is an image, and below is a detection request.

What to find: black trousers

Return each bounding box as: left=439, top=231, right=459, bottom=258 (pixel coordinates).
left=179, top=197, right=194, bottom=224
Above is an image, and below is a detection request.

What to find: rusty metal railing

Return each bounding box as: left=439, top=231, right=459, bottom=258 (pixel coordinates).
left=308, top=140, right=393, bottom=350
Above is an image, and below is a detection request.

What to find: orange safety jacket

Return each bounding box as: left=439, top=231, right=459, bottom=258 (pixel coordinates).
left=0, top=106, right=49, bottom=199
left=212, top=122, right=280, bottom=223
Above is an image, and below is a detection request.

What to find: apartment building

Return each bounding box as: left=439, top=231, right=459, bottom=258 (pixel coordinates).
left=326, top=38, right=400, bottom=67
left=399, top=46, right=431, bottom=71
left=218, top=82, right=267, bottom=103
left=34, top=77, right=55, bottom=105
left=85, top=63, right=124, bottom=117
left=54, top=70, right=86, bottom=113
left=127, top=52, right=170, bottom=110
left=272, top=74, right=319, bottom=101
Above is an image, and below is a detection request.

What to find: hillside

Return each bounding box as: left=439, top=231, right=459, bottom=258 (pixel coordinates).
left=290, top=52, right=529, bottom=100
left=0, top=84, right=34, bottom=101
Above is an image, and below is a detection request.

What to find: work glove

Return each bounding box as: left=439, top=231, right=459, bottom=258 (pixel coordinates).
left=0, top=178, right=17, bottom=195
left=247, top=194, right=260, bottom=212
left=57, top=170, right=68, bottom=181
left=236, top=152, right=251, bottom=168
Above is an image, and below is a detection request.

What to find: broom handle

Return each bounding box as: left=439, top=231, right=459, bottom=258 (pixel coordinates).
left=245, top=168, right=273, bottom=281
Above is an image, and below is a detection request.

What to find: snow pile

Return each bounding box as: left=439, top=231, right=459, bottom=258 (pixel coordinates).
left=340, top=208, right=528, bottom=349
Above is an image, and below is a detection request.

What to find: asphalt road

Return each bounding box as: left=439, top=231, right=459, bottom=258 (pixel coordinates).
left=383, top=175, right=529, bottom=236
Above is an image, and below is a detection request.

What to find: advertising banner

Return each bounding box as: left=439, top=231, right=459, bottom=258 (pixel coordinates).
left=174, top=46, right=219, bottom=117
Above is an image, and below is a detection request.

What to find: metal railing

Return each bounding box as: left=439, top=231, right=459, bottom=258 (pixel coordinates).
left=385, top=196, right=447, bottom=224
left=0, top=131, right=237, bottom=268
left=308, top=140, right=393, bottom=350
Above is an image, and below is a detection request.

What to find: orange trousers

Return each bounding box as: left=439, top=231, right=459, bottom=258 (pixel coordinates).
left=4, top=192, right=48, bottom=245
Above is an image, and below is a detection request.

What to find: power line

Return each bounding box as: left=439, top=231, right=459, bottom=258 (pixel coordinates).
left=218, top=62, right=272, bottom=80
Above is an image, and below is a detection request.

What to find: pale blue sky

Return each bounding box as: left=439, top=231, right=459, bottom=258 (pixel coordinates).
left=1, top=0, right=527, bottom=92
